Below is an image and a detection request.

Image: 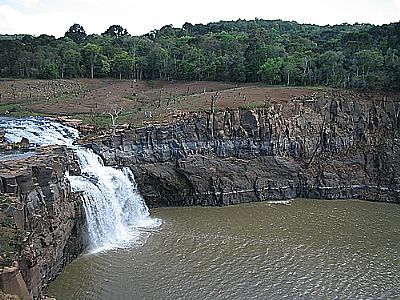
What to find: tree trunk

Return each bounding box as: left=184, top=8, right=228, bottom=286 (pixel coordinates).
left=362, top=66, right=366, bottom=87
left=91, top=63, right=94, bottom=79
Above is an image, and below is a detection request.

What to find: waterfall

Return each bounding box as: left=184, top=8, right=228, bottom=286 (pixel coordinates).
left=0, top=117, right=161, bottom=253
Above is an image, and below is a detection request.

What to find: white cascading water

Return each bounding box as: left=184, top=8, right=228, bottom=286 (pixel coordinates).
left=0, top=117, right=161, bottom=253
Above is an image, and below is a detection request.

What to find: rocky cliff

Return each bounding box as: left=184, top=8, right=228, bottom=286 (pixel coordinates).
left=0, top=146, right=83, bottom=299
left=88, top=89, right=400, bottom=206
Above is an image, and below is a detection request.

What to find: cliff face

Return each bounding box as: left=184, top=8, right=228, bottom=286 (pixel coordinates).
left=88, top=90, right=400, bottom=206
left=0, top=146, right=83, bottom=299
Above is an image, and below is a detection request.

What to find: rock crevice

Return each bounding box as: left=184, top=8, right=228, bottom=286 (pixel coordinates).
left=88, top=90, right=400, bottom=206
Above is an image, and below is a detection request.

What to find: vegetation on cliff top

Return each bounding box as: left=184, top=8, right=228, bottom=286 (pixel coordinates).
left=0, top=19, right=399, bottom=90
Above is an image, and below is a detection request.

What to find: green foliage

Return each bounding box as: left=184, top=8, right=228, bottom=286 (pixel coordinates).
left=113, top=51, right=134, bottom=78
left=82, top=43, right=101, bottom=78
left=64, top=48, right=82, bottom=77
left=258, top=57, right=284, bottom=84
left=39, top=62, right=58, bottom=79
left=239, top=101, right=265, bottom=110
left=103, top=25, right=129, bottom=38
left=0, top=20, right=399, bottom=89
left=65, top=23, right=87, bottom=43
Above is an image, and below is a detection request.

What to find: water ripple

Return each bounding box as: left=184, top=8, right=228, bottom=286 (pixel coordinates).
left=50, top=199, right=400, bottom=300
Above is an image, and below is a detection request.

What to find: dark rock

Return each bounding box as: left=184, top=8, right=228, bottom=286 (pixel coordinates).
left=0, top=129, right=4, bottom=143
left=86, top=90, right=400, bottom=206
left=0, top=146, right=84, bottom=299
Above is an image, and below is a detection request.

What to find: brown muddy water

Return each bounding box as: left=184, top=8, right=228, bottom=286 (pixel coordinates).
left=49, top=199, right=400, bottom=299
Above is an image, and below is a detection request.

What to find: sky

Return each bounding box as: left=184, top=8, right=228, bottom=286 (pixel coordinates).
left=0, top=0, right=399, bottom=37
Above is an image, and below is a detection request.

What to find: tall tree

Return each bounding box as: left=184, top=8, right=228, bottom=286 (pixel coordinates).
left=319, top=50, right=345, bottom=86
left=0, top=19, right=398, bottom=89
left=355, top=49, right=384, bottom=88
left=283, top=55, right=297, bottom=85
left=103, top=25, right=129, bottom=38
left=258, top=57, right=284, bottom=84
left=65, top=24, right=87, bottom=43
left=113, top=51, right=134, bottom=79
left=82, top=43, right=101, bottom=78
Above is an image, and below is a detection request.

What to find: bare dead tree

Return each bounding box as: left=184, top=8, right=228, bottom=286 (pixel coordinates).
left=210, top=91, right=218, bottom=113
left=158, top=90, right=162, bottom=108
left=104, top=106, right=123, bottom=136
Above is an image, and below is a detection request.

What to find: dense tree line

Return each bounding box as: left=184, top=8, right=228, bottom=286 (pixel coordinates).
left=0, top=19, right=399, bottom=89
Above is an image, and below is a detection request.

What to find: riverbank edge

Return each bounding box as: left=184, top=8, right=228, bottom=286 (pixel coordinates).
left=0, top=146, right=84, bottom=300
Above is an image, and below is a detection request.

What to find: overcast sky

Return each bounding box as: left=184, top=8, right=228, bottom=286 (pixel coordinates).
left=0, top=0, right=399, bottom=37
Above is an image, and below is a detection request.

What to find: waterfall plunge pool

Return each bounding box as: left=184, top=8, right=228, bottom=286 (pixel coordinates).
left=49, top=199, right=400, bottom=299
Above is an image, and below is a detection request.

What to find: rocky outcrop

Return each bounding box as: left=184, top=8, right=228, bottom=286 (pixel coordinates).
left=0, top=146, right=83, bottom=299
left=0, top=262, right=29, bottom=299
left=87, top=90, right=400, bottom=206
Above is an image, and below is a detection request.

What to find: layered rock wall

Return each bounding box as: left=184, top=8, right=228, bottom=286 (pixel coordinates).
left=0, top=146, right=83, bottom=299
left=88, top=90, right=400, bottom=206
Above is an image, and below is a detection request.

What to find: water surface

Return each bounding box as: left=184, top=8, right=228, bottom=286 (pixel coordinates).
left=49, top=199, right=400, bottom=299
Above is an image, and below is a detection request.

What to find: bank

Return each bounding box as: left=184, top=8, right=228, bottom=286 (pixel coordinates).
left=1, top=88, right=399, bottom=299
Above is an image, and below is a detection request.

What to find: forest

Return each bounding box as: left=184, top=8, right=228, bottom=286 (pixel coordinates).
left=0, top=19, right=399, bottom=89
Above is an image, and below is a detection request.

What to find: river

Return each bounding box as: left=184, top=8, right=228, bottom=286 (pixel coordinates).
left=49, top=199, right=400, bottom=299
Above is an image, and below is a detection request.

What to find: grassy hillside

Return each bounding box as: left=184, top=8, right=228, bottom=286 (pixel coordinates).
left=0, top=79, right=325, bottom=127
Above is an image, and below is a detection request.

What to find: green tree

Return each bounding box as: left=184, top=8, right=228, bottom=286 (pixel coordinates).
left=258, top=57, right=284, bottom=84
left=231, top=54, right=247, bottom=82
left=113, top=51, right=134, bottom=79
left=97, top=54, right=110, bottom=77
left=355, top=49, right=384, bottom=88
left=283, top=55, right=297, bottom=85
left=319, top=50, right=345, bottom=86
left=82, top=43, right=101, bottom=78
left=64, top=49, right=82, bottom=77
left=58, top=38, right=80, bottom=78
left=103, top=25, right=129, bottom=38
left=65, top=24, right=87, bottom=43
left=383, top=48, right=400, bottom=88
left=39, top=62, right=58, bottom=79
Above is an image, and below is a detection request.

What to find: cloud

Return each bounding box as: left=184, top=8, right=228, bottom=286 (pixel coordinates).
left=0, top=4, right=74, bottom=36
left=0, top=0, right=399, bottom=37
left=0, top=4, right=27, bottom=33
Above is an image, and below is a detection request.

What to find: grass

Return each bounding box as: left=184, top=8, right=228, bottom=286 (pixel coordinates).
left=0, top=103, right=46, bottom=118
left=239, top=101, right=266, bottom=110
left=0, top=103, right=20, bottom=114
left=80, top=113, right=111, bottom=127
left=0, top=79, right=329, bottom=130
